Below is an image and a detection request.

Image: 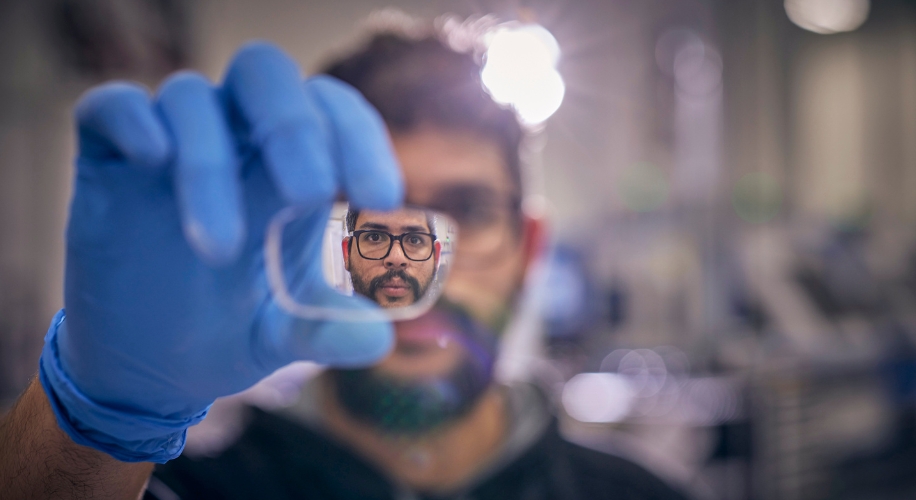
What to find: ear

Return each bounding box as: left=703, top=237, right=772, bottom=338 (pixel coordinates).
left=433, top=240, right=442, bottom=268
left=342, top=237, right=352, bottom=271
left=519, top=214, right=548, bottom=272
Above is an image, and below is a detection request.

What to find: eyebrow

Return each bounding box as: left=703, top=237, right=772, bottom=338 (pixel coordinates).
left=358, top=222, right=429, bottom=233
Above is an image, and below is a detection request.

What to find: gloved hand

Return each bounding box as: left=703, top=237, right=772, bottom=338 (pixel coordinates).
left=38, top=42, right=403, bottom=463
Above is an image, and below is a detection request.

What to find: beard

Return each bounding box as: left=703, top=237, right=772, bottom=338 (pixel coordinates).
left=349, top=267, right=433, bottom=306
left=328, top=304, right=497, bottom=436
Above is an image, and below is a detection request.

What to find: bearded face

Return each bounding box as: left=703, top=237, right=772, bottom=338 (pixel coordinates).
left=344, top=208, right=439, bottom=309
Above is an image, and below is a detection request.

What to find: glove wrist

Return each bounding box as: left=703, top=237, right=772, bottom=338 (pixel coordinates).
left=38, top=310, right=209, bottom=463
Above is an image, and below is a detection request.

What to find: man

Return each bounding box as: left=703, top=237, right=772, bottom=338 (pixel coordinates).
left=0, top=16, right=690, bottom=500
left=343, top=207, right=441, bottom=308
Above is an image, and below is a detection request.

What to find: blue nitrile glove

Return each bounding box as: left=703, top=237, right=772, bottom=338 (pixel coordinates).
left=38, top=42, right=403, bottom=463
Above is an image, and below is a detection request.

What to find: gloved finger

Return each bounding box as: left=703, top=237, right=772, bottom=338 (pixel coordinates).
left=294, top=288, right=395, bottom=367
left=222, top=41, right=335, bottom=209
left=258, top=288, right=395, bottom=368
left=260, top=204, right=393, bottom=367
left=265, top=204, right=330, bottom=297
left=75, top=82, right=172, bottom=170
left=156, top=71, right=245, bottom=265
left=304, top=76, right=403, bottom=211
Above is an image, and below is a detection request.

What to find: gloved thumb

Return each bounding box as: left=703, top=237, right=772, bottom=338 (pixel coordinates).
left=255, top=290, right=395, bottom=369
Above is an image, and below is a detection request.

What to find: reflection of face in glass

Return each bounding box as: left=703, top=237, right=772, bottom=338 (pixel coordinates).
left=343, top=208, right=441, bottom=308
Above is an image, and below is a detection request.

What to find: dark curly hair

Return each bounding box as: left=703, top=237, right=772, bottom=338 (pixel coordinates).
left=318, top=18, right=524, bottom=195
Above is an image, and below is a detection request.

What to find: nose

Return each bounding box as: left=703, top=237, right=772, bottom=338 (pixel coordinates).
left=384, top=241, right=409, bottom=268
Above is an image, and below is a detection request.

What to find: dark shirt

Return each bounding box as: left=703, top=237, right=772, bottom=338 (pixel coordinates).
left=147, top=407, right=690, bottom=500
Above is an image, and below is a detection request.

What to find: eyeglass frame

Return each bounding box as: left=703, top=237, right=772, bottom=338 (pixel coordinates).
left=422, top=193, right=524, bottom=268
left=349, top=230, right=438, bottom=261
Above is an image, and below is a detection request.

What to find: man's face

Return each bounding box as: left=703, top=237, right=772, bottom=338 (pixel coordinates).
left=329, top=126, right=541, bottom=435
left=377, top=127, right=537, bottom=379
left=343, top=208, right=440, bottom=308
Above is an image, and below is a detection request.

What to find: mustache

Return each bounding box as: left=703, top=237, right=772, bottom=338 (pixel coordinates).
left=367, top=269, right=422, bottom=301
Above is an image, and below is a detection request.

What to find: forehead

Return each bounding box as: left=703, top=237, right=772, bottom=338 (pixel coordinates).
left=391, top=127, right=516, bottom=206
left=355, top=207, right=429, bottom=231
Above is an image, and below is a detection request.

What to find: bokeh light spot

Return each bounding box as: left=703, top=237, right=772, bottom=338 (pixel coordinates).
left=785, top=0, right=870, bottom=34
left=482, top=23, right=565, bottom=126
left=562, top=372, right=634, bottom=423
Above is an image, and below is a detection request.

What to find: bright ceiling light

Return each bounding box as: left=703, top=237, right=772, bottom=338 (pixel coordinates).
left=481, top=23, right=565, bottom=126
left=785, top=0, right=870, bottom=34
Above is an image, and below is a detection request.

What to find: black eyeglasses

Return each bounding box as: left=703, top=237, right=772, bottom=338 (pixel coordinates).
left=425, top=193, right=523, bottom=268
left=351, top=230, right=437, bottom=261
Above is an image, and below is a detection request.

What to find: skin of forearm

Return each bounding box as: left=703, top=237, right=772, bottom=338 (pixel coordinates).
left=0, top=378, right=153, bottom=500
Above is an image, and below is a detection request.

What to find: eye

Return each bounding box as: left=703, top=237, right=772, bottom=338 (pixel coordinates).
left=452, top=204, right=500, bottom=229
left=364, top=231, right=385, bottom=243
left=428, top=186, right=508, bottom=229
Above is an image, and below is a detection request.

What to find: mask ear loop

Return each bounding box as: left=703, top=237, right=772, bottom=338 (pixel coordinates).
left=265, top=205, right=452, bottom=322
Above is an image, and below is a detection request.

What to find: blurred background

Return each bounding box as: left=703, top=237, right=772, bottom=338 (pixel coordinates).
left=3, top=0, right=916, bottom=498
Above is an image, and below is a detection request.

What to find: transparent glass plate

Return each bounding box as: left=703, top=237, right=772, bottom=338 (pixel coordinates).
left=265, top=202, right=457, bottom=322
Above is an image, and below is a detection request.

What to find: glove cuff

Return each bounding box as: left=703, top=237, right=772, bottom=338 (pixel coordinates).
left=38, top=310, right=209, bottom=463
